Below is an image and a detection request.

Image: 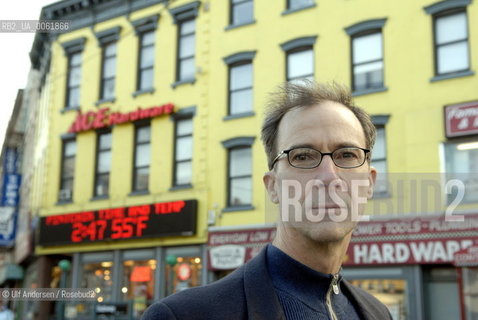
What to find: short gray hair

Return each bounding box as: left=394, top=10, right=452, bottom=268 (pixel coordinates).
left=261, top=80, right=376, bottom=169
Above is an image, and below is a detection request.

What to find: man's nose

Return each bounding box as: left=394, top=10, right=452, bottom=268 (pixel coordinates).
left=313, top=154, right=340, bottom=185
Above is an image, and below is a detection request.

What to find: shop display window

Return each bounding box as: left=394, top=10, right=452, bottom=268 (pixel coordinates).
left=445, top=141, right=478, bottom=204
left=424, top=267, right=460, bottom=320
left=81, top=261, right=113, bottom=302
left=121, top=259, right=156, bottom=319
left=462, top=267, right=478, bottom=320
left=165, top=255, right=202, bottom=296
left=350, top=279, right=407, bottom=320
left=73, top=261, right=114, bottom=318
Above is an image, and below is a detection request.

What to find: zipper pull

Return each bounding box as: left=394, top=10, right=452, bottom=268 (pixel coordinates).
left=332, top=274, right=339, bottom=294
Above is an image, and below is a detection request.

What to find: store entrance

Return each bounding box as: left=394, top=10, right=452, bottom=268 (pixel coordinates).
left=350, top=278, right=407, bottom=320
left=423, top=267, right=460, bottom=320
left=164, top=246, right=202, bottom=296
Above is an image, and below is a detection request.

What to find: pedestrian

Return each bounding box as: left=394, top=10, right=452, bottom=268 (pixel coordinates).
left=142, top=80, right=392, bottom=320
left=0, top=303, right=14, bottom=320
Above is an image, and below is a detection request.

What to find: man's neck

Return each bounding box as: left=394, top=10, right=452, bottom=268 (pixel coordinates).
left=272, top=226, right=351, bottom=275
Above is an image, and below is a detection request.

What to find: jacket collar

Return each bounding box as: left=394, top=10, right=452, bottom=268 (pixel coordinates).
left=341, top=280, right=389, bottom=320
left=243, top=246, right=286, bottom=320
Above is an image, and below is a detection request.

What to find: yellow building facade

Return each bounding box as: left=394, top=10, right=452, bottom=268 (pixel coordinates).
left=33, top=0, right=478, bottom=319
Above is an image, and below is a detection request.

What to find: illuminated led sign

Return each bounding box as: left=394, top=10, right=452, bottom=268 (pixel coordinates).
left=38, top=200, right=197, bottom=245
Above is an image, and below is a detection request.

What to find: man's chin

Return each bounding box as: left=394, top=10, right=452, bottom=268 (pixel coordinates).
left=291, top=220, right=356, bottom=243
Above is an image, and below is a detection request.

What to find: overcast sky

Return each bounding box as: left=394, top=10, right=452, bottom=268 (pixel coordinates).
left=0, top=0, right=58, bottom=146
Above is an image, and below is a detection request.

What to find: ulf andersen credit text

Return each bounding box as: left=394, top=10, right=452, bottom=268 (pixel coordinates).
left=0, top=288, right=96, bottom=301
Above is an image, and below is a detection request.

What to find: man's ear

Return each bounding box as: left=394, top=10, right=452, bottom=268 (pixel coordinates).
left=263, top=171, right=279, bottom=204
left=367, top=166, right=377, bottom=199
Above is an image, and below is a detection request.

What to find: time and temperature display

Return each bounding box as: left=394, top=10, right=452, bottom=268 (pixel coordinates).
left=39, top=200, right=197, bottom=245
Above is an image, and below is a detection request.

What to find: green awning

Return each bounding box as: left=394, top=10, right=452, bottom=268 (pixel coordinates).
left=0, top=264, right=24, bottom=284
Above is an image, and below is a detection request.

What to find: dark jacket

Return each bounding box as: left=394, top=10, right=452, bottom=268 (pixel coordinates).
left=142, top=247, right=392, bottom=320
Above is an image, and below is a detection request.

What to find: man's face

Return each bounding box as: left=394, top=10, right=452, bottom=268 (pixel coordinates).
left=264, top=101, right=376, bottom=243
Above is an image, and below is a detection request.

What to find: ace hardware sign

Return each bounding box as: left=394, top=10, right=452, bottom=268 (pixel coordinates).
left=68, top=103, right=175, bottom=134
left=343, top=213, right=478, bottom=266
left=38, top=200, right=197, bottom=245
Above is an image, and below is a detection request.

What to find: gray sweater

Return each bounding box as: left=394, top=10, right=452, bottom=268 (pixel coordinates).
left=267, top=244, right=362, bottom=320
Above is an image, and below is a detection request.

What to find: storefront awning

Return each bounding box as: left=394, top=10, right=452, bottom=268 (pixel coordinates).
left=0, top=263, right=24, bottom=284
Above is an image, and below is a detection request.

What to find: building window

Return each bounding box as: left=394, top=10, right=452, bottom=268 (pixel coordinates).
left=230, top=0, right=254, bottom=26
left=229, top=147, right=252, bottom=206
left=177, top=19, right=196, bottom=82
left=434, top=11, right=469, bottom=75
left=371, top=115, right=390, bottom=195
left=94, top=131, right=112, bottom=197
left=173, top=118, right=193, bottom=186
left=287, top=48, right=313, bottom=82
left=350, top=279, right=407, bottom=320
left=96, top=27, right=120, bottom=102
left=169, top=2, right=200, bottom=85
left=352, top=32, right=384, bottom=91
left=100, top=43, right=117, bottom=100
left=132, top=15, right=158, bottom=93
left=444, top=140, right=478, bottom=203
left=121, top=250, right=156, bottom=318
left=66, top=52, right=82, bottom=108
left=137, top=31, right=155, bottom=91
left=372, top=126, right=388, bottom=194
left=59, top=138, right=76, bottom=202
left=82, top=261, right=113, bottom=302
left=345, top=19, right=387, bottom=93
left=223, top=51, right=256, bottom=117
left=133, top=124, right=151, bottom=192
left=164, top=247, right=202, bottom=296
left=62, top=38, right=85, bottom=109
left=229, top=62, right=253, bottom=115
left=287, top=0, right=314, bottom=10
left=462, top=268, right=478, bottom=320
left=424, top=0, right=472, bottom=78
left=222, top=137, right=255, bottom=208
left=281, top=36, right=317, bottom=83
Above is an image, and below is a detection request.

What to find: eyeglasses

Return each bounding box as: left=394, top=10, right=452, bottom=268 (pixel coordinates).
left=270, top=147, right=370, bottom=170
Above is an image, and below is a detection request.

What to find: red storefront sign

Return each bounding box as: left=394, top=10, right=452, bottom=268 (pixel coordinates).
left=130, top=266, right=152, bottom=282
left=344, top=213, right=478, bottom=266
left=445, top=102, right=478, bottom=138
left=454, top=246, right=478, bottom=267
left=68, top=103, right=175, bottom=133
left=207, top=214, right=478, bottom=269
left=345, top=239, right=474, bottom=265
left=207, top=228, right=276, bottom=270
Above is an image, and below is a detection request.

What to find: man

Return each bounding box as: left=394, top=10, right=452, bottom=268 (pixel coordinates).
left=142, top=81, right=392, bottom=320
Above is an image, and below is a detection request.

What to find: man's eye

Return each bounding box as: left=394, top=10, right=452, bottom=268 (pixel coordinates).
left=293, top=153, right=311, bottom=161
left=339, top=152, right=358, bottom=159
left=292, top=152, right=316, bottom=161
left=343, top=152, right=356, bottom=158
